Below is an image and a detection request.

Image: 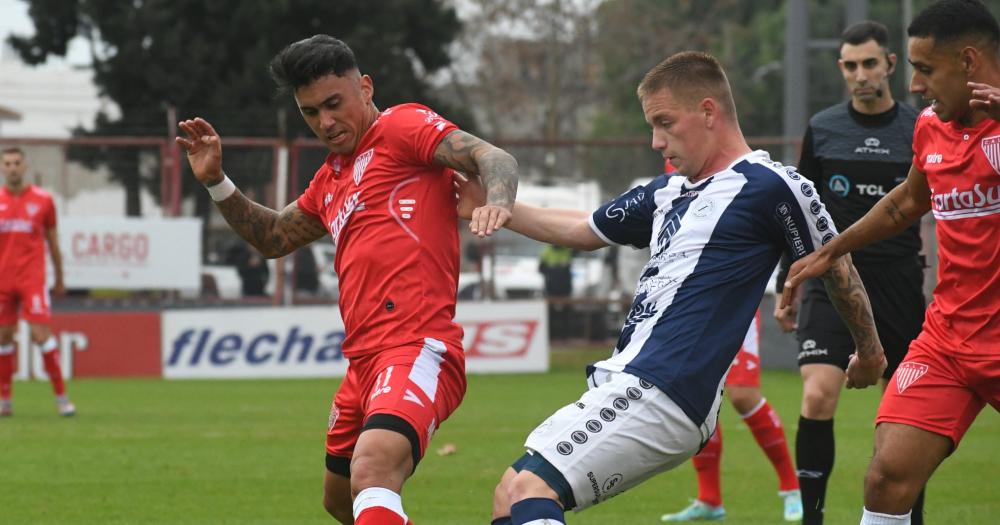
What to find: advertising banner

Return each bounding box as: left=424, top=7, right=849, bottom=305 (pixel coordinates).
left=60, top=217, right=201, bottom=289
left=162, top=301, right=548, bottom=379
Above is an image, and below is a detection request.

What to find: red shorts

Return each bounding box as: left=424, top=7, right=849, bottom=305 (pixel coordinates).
left=877, top=338, right=1000, bottom=447
left=727, top=310, right=761, bottom=388
left=0, top=279, right=50, bottom=325
left=326, top=338, right=467, bottom=464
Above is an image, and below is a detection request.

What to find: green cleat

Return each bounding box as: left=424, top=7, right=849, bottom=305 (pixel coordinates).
left=661, top=500, right=726, bottom=521
left=780, top=490, right=803, bottom=522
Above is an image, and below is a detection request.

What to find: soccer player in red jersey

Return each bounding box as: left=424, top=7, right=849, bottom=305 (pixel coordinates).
left=783, top=2, right=1000, bottom=523
left=0, top=147, right=75, bottom=417
left=176, top=35, right=517, bottom=525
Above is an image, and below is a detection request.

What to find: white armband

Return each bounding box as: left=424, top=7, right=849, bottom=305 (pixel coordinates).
left=206, top=174, right=237, bottom=202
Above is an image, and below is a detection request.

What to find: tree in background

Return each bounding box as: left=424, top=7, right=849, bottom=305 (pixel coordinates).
left=8, top=0, right=467, bottom=217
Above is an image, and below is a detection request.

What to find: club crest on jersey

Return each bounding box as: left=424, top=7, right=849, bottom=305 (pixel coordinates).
left=982, top=136, right=1000, bottom=174
left=353, top=148, right=374, bottom=186
left=25, top=203, right=39, bottom=217
left=895, top=362, right=928, bottom=394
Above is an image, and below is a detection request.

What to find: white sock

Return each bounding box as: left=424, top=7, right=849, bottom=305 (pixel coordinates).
left=860, top=507, right=911, bottom=524
left=353, top=487, right=407, bottom=521
left=36, top=336, right=57, bottom=353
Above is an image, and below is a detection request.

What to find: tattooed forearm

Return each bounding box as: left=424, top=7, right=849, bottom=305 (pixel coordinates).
left=215, top=189, right=327, bottom=258
left=478, top=149, right=519, bottom=208
left=820, top=256, right=881, bottom=358
left=884, top=195, right=912, bottom=228
left=434, top=130, right=518, bottom=208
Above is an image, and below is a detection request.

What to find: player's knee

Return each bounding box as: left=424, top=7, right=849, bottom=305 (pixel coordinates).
left=493, top=479, right=512, bottom=517
left=801, top=386, right=837, bottom=418
left=865, top=450, right=911, bottom=496
left=507, top=470, right=559, bottom=505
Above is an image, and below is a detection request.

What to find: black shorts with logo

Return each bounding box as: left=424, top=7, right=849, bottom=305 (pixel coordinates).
left=796, top=257, right=925, bottom=379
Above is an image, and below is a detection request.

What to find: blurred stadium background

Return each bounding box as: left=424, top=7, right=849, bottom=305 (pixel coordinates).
left=0, top=0, right=998, bottom=523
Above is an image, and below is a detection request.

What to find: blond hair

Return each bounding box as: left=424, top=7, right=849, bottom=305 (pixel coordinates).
left=637, top=51, right=737, bottom=118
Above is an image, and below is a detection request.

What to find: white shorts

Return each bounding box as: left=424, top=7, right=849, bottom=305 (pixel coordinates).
left=524, top=369, right=719, bottom=511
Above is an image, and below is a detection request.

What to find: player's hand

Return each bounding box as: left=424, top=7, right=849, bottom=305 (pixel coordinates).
left=52, top=279, right=66, bottom=298
left=780, top=250, right=834, bottom=309
left=469, top=203, right=512, bottom=238
left=845, top=351, right=887, bottom=389
left=453, top=172, right=487, bottom=220
left=176, top=118, right=224, bottom=186
left=969, top=82, right=1000, bottom=122
left=773, top=302, right=797, bottom=332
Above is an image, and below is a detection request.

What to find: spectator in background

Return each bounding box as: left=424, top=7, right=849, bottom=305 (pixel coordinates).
left=226, top=241, right=270, bottom=297
left=539, top=244, right=573, bottom=339
left=0, top=147, right=75, bottom=417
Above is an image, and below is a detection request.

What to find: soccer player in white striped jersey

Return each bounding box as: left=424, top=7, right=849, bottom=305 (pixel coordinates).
left=458, top=51, right=885, bottom=525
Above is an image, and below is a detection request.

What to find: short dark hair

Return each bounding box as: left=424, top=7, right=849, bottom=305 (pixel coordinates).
left=637, top=51, right=737, bottom=118
left=842, top=21, right=889, bottom=49
left=269, top=35, right=359, bottom=93
left=1, top=147, right=24, bottom=157
left=908, top=0, right=1000, bottom=52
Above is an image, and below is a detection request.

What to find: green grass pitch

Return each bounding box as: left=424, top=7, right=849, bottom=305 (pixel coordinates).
left=1, top=348, right=997, bottom=524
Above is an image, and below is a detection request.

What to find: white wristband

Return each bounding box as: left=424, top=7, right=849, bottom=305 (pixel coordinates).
left=206, top=174, right=236, bottom=202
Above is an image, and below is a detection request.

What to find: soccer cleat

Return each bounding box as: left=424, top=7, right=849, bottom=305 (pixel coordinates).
left=0, top=400, right=11, bottom=417
left=661, top=500, right=726, bottom=521
left=779, top=490, right=803, bottom=522
left=58, top=400, right=76, bottom=417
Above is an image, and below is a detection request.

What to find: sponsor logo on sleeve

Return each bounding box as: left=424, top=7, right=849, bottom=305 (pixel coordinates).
left=605, top=191, right=646, bottom=223
left=799, top=183, right=814, bottom=198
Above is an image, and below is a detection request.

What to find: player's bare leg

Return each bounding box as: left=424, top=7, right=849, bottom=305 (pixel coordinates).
left=861, top=423, right=950, bottom=522
left=797, top=364, right=844, bottom=524
left=323, top=470, right=354, bottom=524
left=492, top=467, right=518, bottom=521
left=29, top=322, right=74, bottom=416
left=0, top=324, right=15, bottom=416
left=349, top=428, right=416, bottom=524
left=504, top=469, right=565, bottom=525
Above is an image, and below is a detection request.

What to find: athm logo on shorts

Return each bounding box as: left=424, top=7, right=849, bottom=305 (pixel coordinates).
left=586, top=419, right=603, bottom=433
left=626, top=387, right=642, bottom=400
left=613, top=397, right=629, bottom=411
left=895, top=362, right=929, bottom=394
left=556, top=441, right=574, bottom=455
left=600, top=408, right=616, bottom=422
left=639, top=378, right=654, bottom=389
left=571, top=431, right=588, bottom=444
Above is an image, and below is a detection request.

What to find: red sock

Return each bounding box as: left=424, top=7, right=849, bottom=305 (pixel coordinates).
left=0, top=349, right=14, bottom=400
left=355, top=506, right=408, bottom=525
left=743, top=399, right=799, bottom=491
left=40, top=338, right=66, bottom=397
left=692, top=422, right=723, bottom=506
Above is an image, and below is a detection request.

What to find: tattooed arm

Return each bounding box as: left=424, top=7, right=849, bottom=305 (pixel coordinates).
left=176, top=117, right=327, bottom=258
left=214, top=194, right=327, bottom=258
left=434, top=130, right=518, bottom=238
left=821, top=254, right=886, bottom=388
left=780, top=164, right=930, bottom=308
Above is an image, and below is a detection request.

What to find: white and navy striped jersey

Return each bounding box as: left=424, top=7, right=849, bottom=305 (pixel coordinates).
left=588, top=150, right=837, bottom=427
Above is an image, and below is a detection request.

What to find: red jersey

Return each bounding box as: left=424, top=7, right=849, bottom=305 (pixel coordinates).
left=297, top=103, right=462, bottom=357
left=912, top=107, right=1000, bottom=355
left=0, top=185, right=56, bottom=284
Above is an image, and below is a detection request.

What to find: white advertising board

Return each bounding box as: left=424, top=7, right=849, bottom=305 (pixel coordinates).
left=61, top=217, right=201, bottom=289
left=162, top=301, right=548, bottom=379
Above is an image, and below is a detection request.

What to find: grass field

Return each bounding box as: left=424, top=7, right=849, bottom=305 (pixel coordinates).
left=2, top=348, right=998, bottom=524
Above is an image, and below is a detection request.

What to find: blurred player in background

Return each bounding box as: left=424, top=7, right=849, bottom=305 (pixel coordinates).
left=660, top=313, right=802, bottom=522
left=457, top=51, right=883, bottom=525
left=773, top=21, right=926, bottom=524
left=176, top=35, right=517, bottom=525
left=0, top=147, right=74, bottom=417
left=783, top=2, right=1000, bottom=523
